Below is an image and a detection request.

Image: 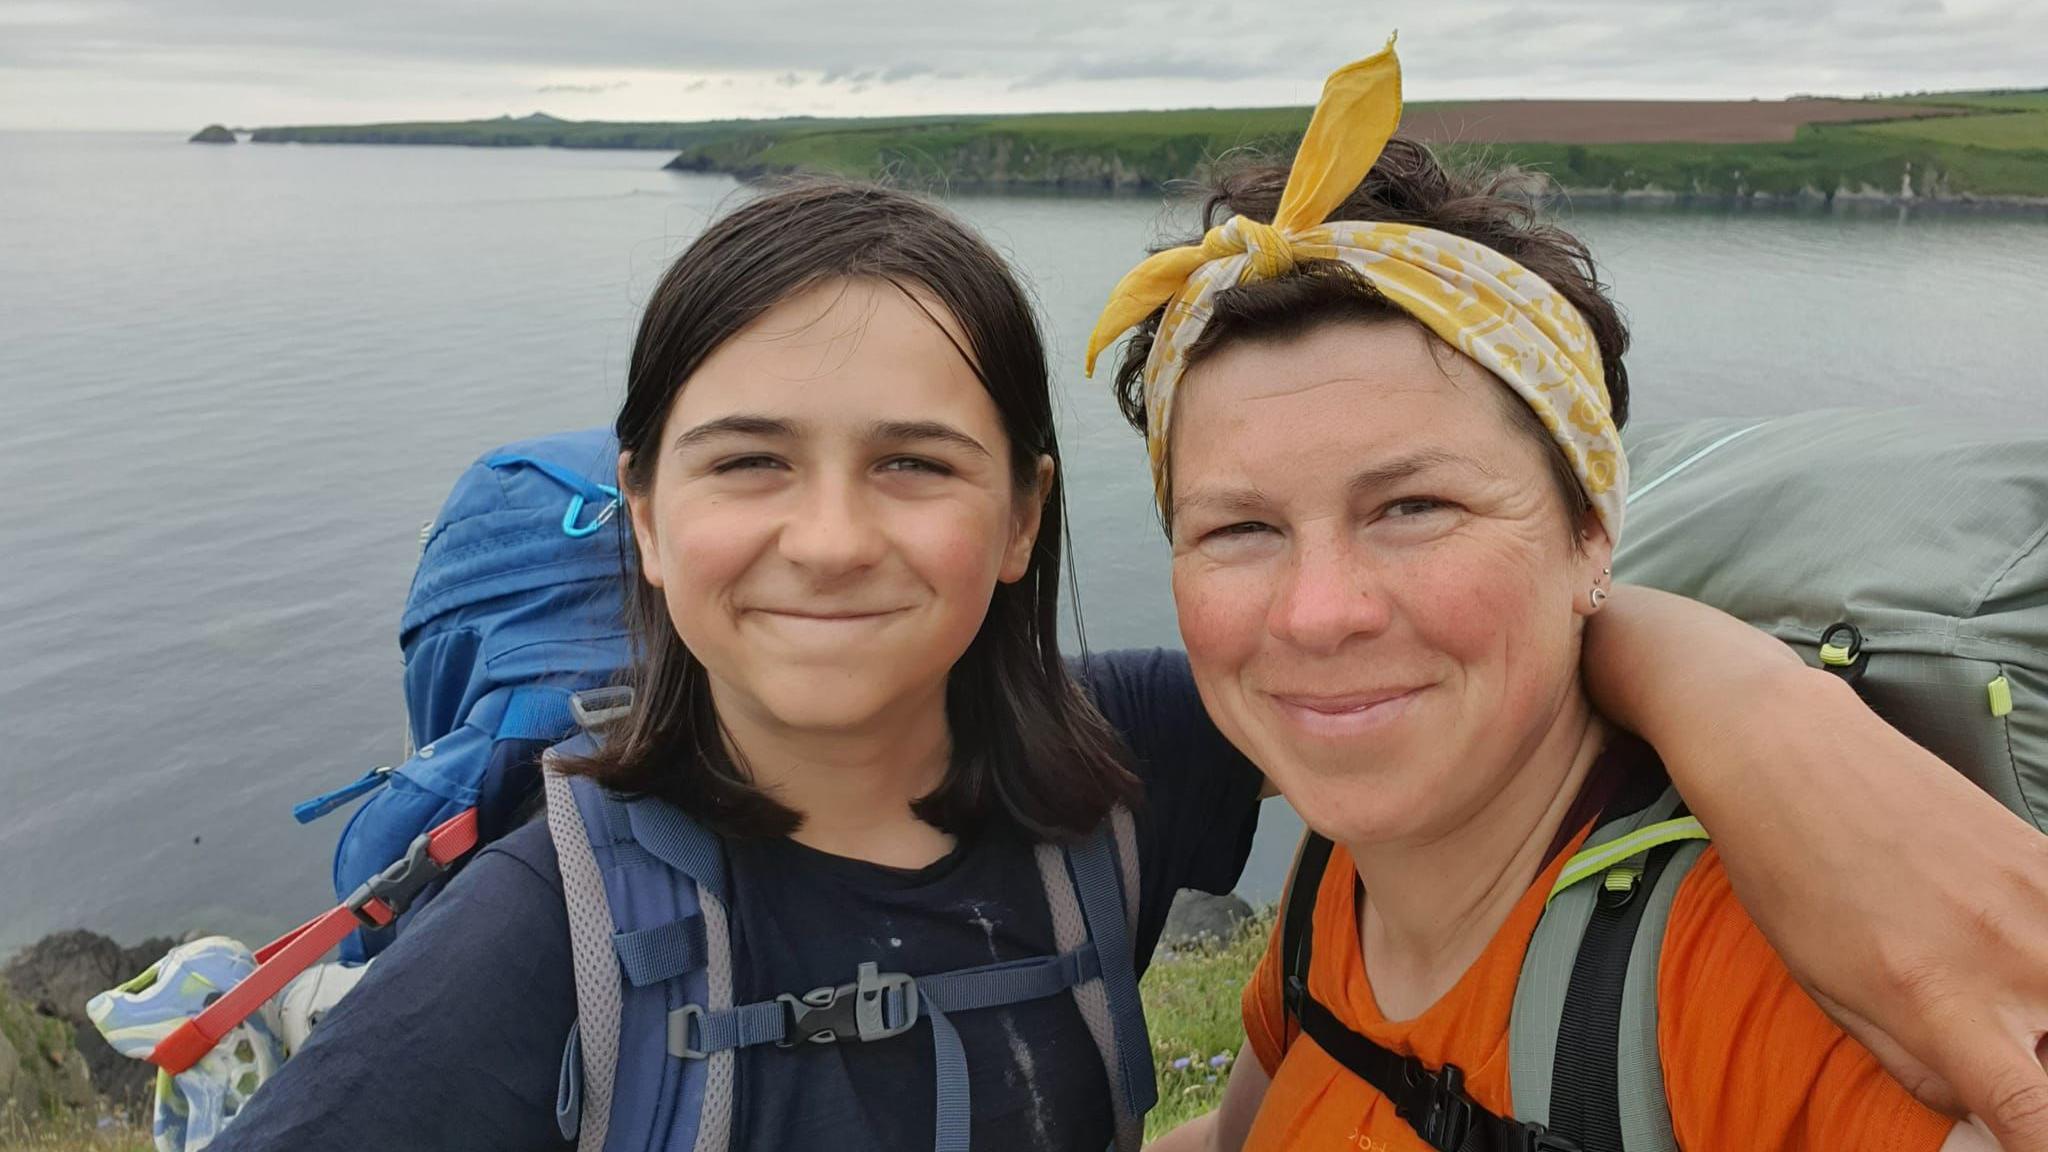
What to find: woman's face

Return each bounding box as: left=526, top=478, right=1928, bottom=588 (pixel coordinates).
left=1167, top=319, right=1610, bottom=846
left=625, top=277, right=1046, bottom=742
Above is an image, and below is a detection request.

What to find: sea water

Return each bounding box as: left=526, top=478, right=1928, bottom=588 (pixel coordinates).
left=3, top=131, right=2044, bottom=953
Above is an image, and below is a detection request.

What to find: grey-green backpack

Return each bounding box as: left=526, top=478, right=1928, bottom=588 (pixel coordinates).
left=1275, top=407, right=2047, bottom=1152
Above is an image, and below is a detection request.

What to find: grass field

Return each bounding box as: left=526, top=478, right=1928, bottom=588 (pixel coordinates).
left=1140, top=912, right=1270, bottom=1139
left=1852, top=109, right=2048, bottom=151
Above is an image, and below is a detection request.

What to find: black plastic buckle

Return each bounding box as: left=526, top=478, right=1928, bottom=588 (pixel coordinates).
left=776, top=962, right=919, bottom=1047
left=1395, top=1057, right=1476, bottom=1149
left=344, top=831, right=448, bottom=928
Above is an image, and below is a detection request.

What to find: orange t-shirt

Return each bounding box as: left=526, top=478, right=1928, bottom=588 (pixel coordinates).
left=1240, top=832, right=1955, bottom=1151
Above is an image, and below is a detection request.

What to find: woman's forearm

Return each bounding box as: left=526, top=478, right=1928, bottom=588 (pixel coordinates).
left=1583, top=584, right=2048, bottom=1149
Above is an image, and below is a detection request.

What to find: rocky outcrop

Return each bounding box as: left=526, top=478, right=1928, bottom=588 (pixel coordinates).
left=3, top=931, right=176, bottom=1111
left=1161, top=890, right=1254, bottom=944
left=189, top=124, right=236, bottom=144
left=0, top=977, right=95, bottom=1122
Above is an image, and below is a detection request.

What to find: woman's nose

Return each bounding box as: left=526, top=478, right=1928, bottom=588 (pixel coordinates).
left=1266, top=533, right=1390, bottom=654
left=777, top=474, right=887, bottom=575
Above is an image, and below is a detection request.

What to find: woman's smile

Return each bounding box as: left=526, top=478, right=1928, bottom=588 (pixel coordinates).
left=1265, top=685, right=1429, bottom=739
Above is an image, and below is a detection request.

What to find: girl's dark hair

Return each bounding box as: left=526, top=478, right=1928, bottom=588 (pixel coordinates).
left=1112, top=139, right=1632, bottom=530
left=565, top=178, right=1138, bottom=841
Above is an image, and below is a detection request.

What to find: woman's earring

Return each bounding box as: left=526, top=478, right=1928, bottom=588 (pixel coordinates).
left=1590, top=586, right=1609, bottom=610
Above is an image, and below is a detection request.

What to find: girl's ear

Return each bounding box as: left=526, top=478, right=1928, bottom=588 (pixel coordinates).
left=1000, top=455, right=1056, bottom=584
left=620, top=451, right=664, bottom=590
left=1573, top=507, right=1615, bottom=618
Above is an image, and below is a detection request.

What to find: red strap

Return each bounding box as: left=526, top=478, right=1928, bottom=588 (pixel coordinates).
left=148, top=808, right=480, bottom=1075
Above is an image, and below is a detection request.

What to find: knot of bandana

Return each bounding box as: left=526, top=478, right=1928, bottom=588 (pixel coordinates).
left=1083, top=37, right=1628, bottom=543
left=1209, top=216, right=1298, bottom=280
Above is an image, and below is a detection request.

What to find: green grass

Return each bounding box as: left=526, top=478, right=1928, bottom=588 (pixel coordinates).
left=1850, top=109, right=2048, bottom=151
left=1891, top=90, right=2048, bottom=112
left=1140, top=910, right=1272, bottom=1139
left=0, top=1113, right=148, bottom=1152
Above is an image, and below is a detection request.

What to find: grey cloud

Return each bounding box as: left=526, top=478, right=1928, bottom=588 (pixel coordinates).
left=3, top=0, right=2044, bottom=114
left=536, top=80, right=628, bottom=94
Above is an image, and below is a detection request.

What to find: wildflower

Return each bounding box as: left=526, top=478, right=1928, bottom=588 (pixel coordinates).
left=1210, top=1052, right=1232, bottom=1069
left=1171, top=1056, right=1192, bottom=1071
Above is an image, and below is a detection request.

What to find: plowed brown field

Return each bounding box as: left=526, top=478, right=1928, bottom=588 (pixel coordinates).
left=1398, top=99, right=1959, bottom=144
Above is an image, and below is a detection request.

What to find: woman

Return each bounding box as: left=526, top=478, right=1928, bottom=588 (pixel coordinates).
left=1089, top=43, right=2022, bottom=1151
left=208, top=171, right=2033, bottom=1151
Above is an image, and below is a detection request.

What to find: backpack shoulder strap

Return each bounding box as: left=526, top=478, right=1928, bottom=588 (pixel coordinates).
left=546, top=751, right=736, bottom=1152
left=1279, top=829, right=1335, bottom=1035
left=1037, top=805, right=1153, bottom=1152
left=1510, top=786, right=1709, bottom=1152
left=544, top=761, right=619, bottom=1152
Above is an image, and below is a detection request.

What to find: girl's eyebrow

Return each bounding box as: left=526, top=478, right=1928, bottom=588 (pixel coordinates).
left=672, top=414, right=798, bottom=452
left=865, top=419, right=991, bottom=460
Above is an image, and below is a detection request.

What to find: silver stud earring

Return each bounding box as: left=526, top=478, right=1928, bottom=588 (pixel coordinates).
left=1590, top=586, right=1608, bottom=609
left=1603, top=566, right=1612, bottom=577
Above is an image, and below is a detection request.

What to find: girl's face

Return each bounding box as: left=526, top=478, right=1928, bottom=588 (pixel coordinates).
left=1166, top=320, right=1609, bottom=847
left=625, top=277, right=1047, bottom=743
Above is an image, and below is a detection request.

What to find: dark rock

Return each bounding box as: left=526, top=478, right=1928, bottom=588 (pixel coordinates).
left=3, top=930, right=175, bottom=1110
left=1160, top=889, right=1253, bottom=944
left=190, top=124, right=236, bottom=144
left=0, top=979, right=95, bottom=1117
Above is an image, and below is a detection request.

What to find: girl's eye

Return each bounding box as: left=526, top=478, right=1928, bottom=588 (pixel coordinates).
left=879, top=456, right=952, bottom=477
left=712, top=454, right=784, bottom=474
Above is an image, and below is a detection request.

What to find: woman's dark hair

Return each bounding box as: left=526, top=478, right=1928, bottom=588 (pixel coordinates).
left=1112, top=139, right=1632, bottom=532
left=564, top=178, right=1138, bottom=841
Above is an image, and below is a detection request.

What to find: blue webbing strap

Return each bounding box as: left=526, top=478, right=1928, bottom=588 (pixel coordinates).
left=485, top=454, right=615, bottom=503
left=1067, top=830, right=1158, bottom=1119
left=671, top=947, right=1101, bottom=1152
left=497, top=685, right=579, bottom=742
left=612, top=915, right=708, bottom=988
left=555, top=1018, right=583, bottom=1139
left=625, top=795, right=730, bottom=902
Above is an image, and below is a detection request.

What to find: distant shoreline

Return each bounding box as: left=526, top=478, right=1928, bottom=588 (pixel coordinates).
left=223, top=92, right=2048, bottom=211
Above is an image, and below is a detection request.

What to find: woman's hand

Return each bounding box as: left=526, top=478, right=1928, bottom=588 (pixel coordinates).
left=1585, top=585, right=2048, bottom=1150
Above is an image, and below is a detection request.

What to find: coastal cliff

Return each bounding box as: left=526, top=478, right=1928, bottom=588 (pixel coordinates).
left=231, top=90, right=2048, bottom=204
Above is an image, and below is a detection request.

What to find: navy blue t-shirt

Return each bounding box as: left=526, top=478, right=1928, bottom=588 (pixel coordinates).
left=213, top=648, right=1262, bottom=1151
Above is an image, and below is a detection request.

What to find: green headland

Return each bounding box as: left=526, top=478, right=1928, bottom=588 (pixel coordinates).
left=227, top=90, right=2048, bottom=204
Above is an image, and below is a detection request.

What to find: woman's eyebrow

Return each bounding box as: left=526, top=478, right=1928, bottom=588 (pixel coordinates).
left=1345, top=448, right=1492, bottom=495
left=672, top=414, right=798, bottom=452
left=865, top=419, right=992, bottom=459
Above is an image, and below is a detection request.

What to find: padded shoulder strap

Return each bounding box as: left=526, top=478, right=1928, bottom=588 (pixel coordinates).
left=544, top=764, right=621, bottom=1152
left=1510, top=787, right=1709, bottom=1152
left=1038, top=806, right=1152, bottom=1152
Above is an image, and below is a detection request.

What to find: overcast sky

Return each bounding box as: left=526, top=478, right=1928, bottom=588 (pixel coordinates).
left=4, top=0, right=2044, bottom=131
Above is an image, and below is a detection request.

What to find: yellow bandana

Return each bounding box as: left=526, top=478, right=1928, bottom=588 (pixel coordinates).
left=1083, top=38, right=1627, bottom=540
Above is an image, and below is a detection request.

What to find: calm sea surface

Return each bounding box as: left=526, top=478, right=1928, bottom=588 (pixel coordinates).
left=3, top=131, right=2045, bottom=955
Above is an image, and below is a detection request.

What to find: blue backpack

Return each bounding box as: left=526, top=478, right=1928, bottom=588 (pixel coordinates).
left=272, top=428, right=1158, bottom=1151
left=294, top=426, right=635, bottom=962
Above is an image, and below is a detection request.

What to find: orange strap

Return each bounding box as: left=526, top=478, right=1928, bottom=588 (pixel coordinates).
left=148, top=809, right=480, bottom=1075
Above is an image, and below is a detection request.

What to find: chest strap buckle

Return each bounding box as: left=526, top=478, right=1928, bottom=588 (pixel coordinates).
left=777, top=961, right=920, bottom=1047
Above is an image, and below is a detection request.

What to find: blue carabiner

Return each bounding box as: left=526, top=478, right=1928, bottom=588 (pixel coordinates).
left=563, top=485, right=622, bottom=538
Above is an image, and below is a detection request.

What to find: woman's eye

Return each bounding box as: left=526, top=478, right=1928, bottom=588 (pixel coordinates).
left=1386, top=497, right=1448, bottom=518
left=1204, top=521, right=1273, bottom=541
left=879, top=456, right=952, bottom=477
